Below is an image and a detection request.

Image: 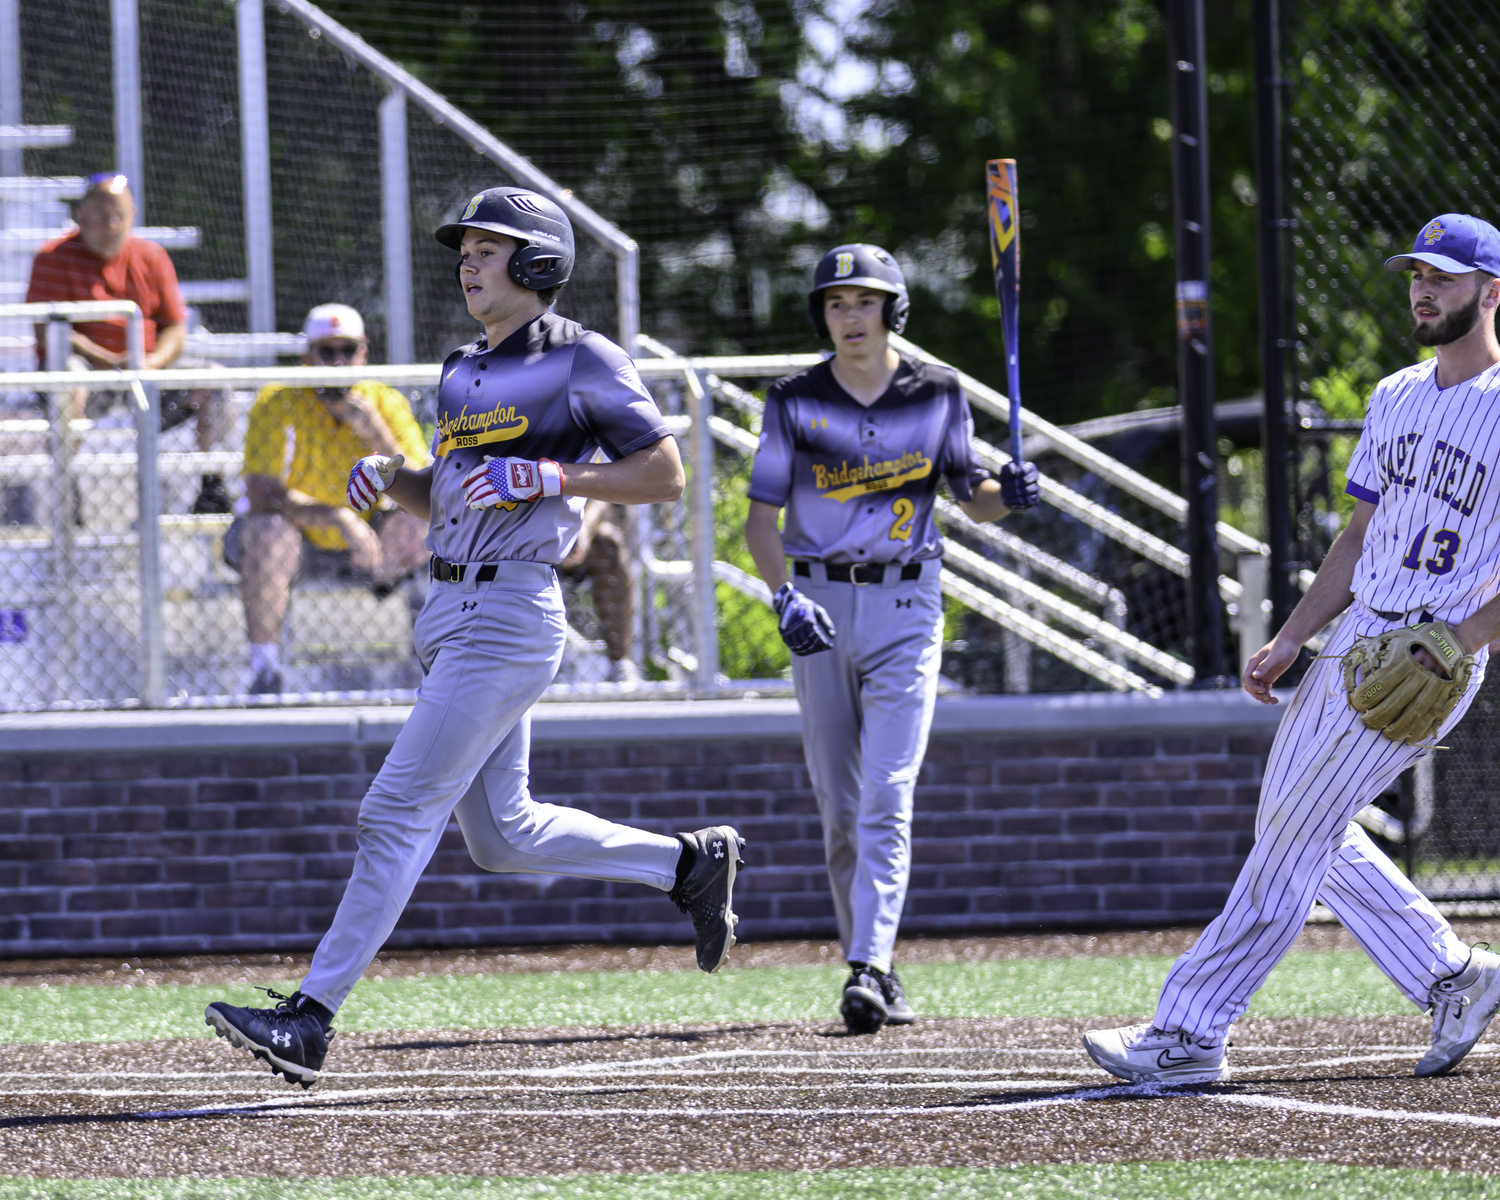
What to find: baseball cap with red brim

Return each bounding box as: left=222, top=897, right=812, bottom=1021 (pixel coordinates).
left=1385, top=213, right=1500, bottom=276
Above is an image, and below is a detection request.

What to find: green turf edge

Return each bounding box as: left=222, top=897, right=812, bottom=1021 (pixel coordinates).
left=0, top=1162, right=1494, bottom=1200
left=0, top=951, right=1418, bottom=1046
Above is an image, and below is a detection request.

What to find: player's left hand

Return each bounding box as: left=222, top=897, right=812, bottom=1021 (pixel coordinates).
left=463, top=456, right=565, bottom=509
left=1000, top=460, right=1041, bottom=510
left=772, top=583, right=836, bottom=655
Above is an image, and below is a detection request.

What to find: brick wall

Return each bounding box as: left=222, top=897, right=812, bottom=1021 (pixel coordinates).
left=0, top=696, right=1282, bottom=958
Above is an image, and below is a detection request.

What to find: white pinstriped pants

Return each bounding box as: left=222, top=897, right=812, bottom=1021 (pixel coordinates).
left=1154, top=602, right=1482, bottom=1041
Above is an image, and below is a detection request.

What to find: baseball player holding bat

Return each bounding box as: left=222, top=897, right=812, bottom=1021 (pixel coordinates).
left=1086, top=213, right=1500, bottom=1084
left=745, top=244, right=1041, bottom=1033
left=204, top=187, right=745, bottom=1087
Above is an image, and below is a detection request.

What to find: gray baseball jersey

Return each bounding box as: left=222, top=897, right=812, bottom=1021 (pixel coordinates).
left=747, top=355, right=989, bottom=564
left=427, top=312, right=671, bottom=565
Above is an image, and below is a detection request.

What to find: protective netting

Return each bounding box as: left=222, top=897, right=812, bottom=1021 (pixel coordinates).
left=1282, top=0, right=1500, bottom=900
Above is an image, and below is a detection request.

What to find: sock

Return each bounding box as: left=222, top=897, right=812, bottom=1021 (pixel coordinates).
left=293, top=992, right=335, bottom=1029
left=250, top=643, right=280, bottom=676
left=673, top=835, right=695, bottom=890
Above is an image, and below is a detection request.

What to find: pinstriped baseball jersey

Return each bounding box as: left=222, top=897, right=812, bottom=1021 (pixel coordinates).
left=747, top=355, right=988, bottom=564
left=427, top=312, right=671, bottom=565
left=1344, top=358, right=1500, bottom=617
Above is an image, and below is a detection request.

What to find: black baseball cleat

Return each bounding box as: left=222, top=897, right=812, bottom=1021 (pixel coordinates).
left=841, top=963, right=889, bottom=1034
left=670, top=825, right=746, bottom=973
left=876, top=965, right=915, bottom=1026
left=205, top=989, right=334, bottom=1088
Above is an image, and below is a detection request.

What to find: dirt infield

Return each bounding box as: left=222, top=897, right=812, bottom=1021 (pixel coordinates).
left=6, top=1015, right=1500, bottom=1179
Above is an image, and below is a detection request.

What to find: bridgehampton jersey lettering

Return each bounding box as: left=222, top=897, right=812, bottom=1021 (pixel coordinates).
left=811, top=450, right=933, bottom=502
left=434, top=404, right=529, bottom=457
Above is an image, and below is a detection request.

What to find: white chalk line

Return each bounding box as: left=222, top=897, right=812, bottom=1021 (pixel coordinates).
left=1210, top=1093, right=1500, bottom=1129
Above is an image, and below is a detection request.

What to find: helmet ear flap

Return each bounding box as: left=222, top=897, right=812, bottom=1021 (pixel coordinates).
left=508, top=244, right=568, bottom=291
left=808, top=290, right=830, bottom=340
left=884, top=292, right=909, bottom=335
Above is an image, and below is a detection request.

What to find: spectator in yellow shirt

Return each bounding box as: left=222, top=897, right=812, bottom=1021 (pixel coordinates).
left=229, top=304, right=431, bottom=694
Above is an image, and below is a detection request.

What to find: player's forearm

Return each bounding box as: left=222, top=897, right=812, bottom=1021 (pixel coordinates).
left=959, top=479, right=1011, bottom=524
left=385, top=465, right=433, bottom=522
left=561, top=438, right=684, bottom=505
left=67, top=330, right=124, bottom=369
left=745, top=501, right=790, bottom=592
left=1453, top=597, right=1500, bottom=655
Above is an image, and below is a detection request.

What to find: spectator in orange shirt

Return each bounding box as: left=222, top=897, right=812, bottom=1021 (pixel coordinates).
left=25, top=173, right=230, bottom=513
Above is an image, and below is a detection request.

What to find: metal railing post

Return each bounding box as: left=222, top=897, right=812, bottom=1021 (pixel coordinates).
left=617, top=242, right=641, bottom=356
left=132, top=380, right=164, bottom=706
left=379, top=86, right=413, bottom=364
left=111, top=0, right=144, bottom=217
left=0, top=0, right=21, bottom=176
left=238, top=0, right=275, bottom=335
left=44, top=318, right=76, bottom=702
left=682, top=367, right=718, bottom=692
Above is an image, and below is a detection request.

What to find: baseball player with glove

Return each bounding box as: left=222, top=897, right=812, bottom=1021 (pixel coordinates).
left=746, top=244, right=1040, bottom=1033
left=203, top=187, right=745, bottom=1087
left=1085, top=212, right=1500, bottom=1085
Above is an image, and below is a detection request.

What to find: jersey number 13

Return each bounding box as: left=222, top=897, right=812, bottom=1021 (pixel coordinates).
left=1400, top=523, right=1461, bottom=576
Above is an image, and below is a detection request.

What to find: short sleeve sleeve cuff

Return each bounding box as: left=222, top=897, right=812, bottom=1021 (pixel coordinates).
left=1345, top=479, right=1380, bottom=504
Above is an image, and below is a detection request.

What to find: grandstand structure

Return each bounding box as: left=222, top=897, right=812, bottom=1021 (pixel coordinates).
left=0, top=0, right=1284, bottom=714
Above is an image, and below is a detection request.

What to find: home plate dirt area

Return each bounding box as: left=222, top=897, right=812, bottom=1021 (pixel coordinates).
left=5, top=1016, right=1500, bottom=1178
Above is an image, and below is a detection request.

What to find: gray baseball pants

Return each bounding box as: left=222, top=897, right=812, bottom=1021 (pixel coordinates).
left=792, top=562, right=944, bottom=973
left=300, top=562, right=681, bottom=1013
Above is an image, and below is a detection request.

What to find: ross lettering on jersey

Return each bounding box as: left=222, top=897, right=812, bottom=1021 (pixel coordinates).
left=1419, top=439, right=1489, bottom=517
left=434, top=404, right=529, bottom=457
left=810, top=451, right=932, bottom=502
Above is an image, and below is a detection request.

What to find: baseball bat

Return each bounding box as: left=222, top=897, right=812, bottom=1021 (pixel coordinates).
left=986, top=158, right=1023, bottom=464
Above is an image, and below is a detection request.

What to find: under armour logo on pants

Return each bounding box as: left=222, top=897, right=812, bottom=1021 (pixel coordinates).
left=895, top=598, right=912, bottom=609
left=461, top=601, right=478, bottom=612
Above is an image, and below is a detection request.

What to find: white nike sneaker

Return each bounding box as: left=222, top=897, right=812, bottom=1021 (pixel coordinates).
left=1416, top=946, right=1500, bottom=1077
left=1083, top=1022, right=1228, bottom=1085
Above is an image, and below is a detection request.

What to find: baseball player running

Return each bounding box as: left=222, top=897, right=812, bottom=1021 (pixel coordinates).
left=746, top=244, right=1040, bottom=1033
left=204, top=187, right=745, bottom=1087
left=1085, top=213, right=1500, bottom=1085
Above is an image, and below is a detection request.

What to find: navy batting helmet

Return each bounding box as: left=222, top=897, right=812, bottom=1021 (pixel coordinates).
left=808, top=244, right=909, bottom=339
left=436, top=187, right=575, bottom=291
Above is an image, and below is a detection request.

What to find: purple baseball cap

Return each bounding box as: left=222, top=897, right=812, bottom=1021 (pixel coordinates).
left=1385, top=213, right=1500, bottom=275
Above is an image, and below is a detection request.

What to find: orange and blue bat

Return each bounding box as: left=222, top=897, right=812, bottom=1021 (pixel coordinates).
left=986, top=158, right=1022, bottom=464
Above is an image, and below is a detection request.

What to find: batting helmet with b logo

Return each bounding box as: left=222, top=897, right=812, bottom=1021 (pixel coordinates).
left=807, top=243, right=910, bottom=339
left=436, top=187, right=575, bottom=291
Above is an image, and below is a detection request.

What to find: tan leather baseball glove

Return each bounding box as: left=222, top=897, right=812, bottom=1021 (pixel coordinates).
left=1343, top=620, right=1475, bottom=745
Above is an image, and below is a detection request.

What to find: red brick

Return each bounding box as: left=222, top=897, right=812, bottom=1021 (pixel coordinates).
left=270, top=883, right=346, bottom=907
left=1127, top=760, right=1192, bottom=782
left=911, top=893, right=972, bottom=916
left=159, top=755, right=225, bottom=778
left=1201, top=809, right=1256, bottom=833
left=127, top=782, right=193, bottom=806
left=0, top=783, right=53, bottom=808
left=1032, top=737, right=1093, bottom=758
left=1162, top=735, right=1228, bottom=755
left=528, top=747, right=564, bottom=770
left=0, top=891, right=60, bottom=915
left=773, top=894, right=836, bottom=920
left=30, top=915, right=96, bottom=939
left=201, top=884, right=270, bottom=908
left=1139, top=861, right=1200, bottom=885
left=633, top=744, right=701, bottom=768
left=997, top=762, right=1061, bottom=785
left=1037, top=888, right=1102, bottom=913
left=65, top=888, right=133, bottom=913
left=27, top=811, right=84, bottom=835
left=996, top=813, right=1060, bottom=837
left=234, top=856, right=301, bottom=881
left=166, top=910, right=229, bottom=936
left=97, top=860, right=163, bottom=885
left=264, top=779, right=332, bottom=804
left=1034, top=837, right=1098, bottom=862
left=126, top=835, right=195, bottom=857
left=97, top=809, right=164, bottom=834
left=1065, top=811, right=1129, bottom=836
left=234, top=805, right=304, bottom=830
left=926, top=763, right=993, bottom=786
left=1071, top=862, right=1133, bottom=886
left=100, top=914, right=165, bottom=938
left=90, top=757, right=159, bottom=781
left=22, top=759, right=89, bottom=783
left=768, top=743, right=807, bottom=764
left=56, top=783, right=126, bottom=808
left=1169, top=886, right=1232, bottom=911
left=714, top=742, right=773, bottom=766
left=62, top=835, right=129, bottom=858
left=266, top=831, right=334, bottom=854
left=1101, top=837, right=1166, bottom=860
left=911, top=814, right=997, bottom=839
left=303, top=855, right=356, bottom=879
left=25, top=860, right=91, bottom=886
left=411, top=879, right=477, bottom=904
left=200, top=781, right=260, bottom=803
left=165, top=807, right=232, bottom=831
left=164, top=859, right=231, bottom=884
left=1167, top=834, right=1231, bottom=857
left=976, top=890, right=1037, bottom=913
left=1001, top=864, right=1068, bottom=889
left=296, top=750, right=363, bottom=775
left=225, top=755, right=295, bottom=778
left=566, top=746, right=630, bottom=770
left=664, top=766, right=729, bottom=791
left=333, top=776, right=372, bottom=799
left=1036, top=787, right=1101, bottom=810
left=1228, top=733, right=1277, bottom=756
left=197, top=832, right=265, bottom=856
left=770, top=794, right=818, bottom=815
left=440, top=903, right=512, bottom=927
left=636, top=797, right=702, bottom=819
left=1101, top=885, right=1167, bottom=910
left=133, top=885, right=199, bottom=908
left=11, top=837, right=61, bottom=861
left=1064, top=762, right=1125, bottom=784
left=1195, top=758, right=1258, bottom=781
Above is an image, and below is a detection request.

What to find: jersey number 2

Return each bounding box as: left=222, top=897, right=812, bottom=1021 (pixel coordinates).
left=888, top=497, right=915, bottom=542
left=1400, top=523, right=1461, bottom=576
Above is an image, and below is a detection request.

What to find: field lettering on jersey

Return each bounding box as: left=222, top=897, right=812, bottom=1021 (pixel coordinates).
left=1376, top=431, right=1488, bottom=517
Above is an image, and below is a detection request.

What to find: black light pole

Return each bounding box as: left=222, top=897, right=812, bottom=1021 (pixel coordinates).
left=1253, top=0, right=1297, bottom=631
left=1168, top=0, right=1226, bottom=684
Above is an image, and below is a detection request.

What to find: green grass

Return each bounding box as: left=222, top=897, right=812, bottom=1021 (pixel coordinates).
left=0, top=950, right=1411, bottom=1046
left=0, top=1163, right=1495, bottom=1199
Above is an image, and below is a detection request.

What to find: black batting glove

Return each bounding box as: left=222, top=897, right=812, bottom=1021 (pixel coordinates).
left=772, top=583, right=836, bottom=656
left=1000, top=460, right=1041, bottom=510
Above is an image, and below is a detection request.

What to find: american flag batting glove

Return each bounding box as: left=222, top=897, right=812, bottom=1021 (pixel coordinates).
left=346, top=453, right=404, bottom=512
left=463, top=456, right=565, bottom=509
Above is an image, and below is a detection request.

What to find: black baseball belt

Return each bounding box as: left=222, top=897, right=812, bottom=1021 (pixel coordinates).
left=430, top=555, right=498, bottom=584
left=794, top=560, right=925, bottom=585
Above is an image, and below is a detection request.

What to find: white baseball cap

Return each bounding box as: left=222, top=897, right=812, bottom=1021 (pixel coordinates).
left=302, top=303, right=366, bottom=343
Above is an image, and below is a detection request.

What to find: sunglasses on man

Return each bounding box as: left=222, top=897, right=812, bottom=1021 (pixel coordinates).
left=312, top=341, right=363, bottom=362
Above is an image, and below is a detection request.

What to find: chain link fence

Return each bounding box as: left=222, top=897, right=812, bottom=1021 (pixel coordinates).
left=1284, top=0, right=1500, bottom=901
